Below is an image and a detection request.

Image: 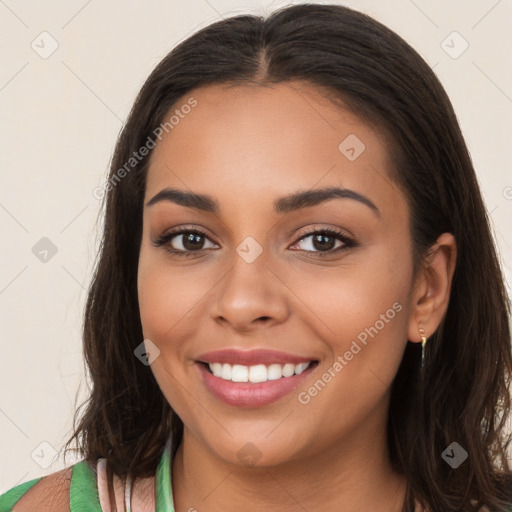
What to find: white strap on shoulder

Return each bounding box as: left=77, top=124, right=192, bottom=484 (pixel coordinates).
left=125, top=474, right=133, bottom=512
left=96, top=458, right=112, bottom=512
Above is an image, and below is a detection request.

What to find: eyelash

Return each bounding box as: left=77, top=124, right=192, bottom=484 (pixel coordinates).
left=153, top=226, right=356, bottom=258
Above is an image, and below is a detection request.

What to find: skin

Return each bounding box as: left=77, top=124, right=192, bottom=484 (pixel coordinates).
left=137, top=82, right=457, bottom=512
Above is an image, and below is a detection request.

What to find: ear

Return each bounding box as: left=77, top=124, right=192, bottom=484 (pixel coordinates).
left=407, top=232, right=457, bottom=342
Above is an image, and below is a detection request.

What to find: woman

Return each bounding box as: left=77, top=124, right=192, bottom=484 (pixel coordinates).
left=1, top=3, right=511, bottom=511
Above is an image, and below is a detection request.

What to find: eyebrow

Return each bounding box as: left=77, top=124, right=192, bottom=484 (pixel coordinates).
left=145, top=186, right=380, bottom=217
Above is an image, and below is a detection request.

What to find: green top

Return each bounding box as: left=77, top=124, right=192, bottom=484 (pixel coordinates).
left=1, top=444, right=511, bottom=511
left=0, top=440, right=174, bottom=511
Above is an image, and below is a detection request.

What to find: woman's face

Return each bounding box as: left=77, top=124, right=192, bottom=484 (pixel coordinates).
left=137, top=82, right=418, bottom=466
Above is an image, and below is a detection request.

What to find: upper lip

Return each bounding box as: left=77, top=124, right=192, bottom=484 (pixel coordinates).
left=196, top=349, right=316, bottom=366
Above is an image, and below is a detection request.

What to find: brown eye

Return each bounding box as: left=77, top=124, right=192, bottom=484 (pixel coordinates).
left=174, top=232, right=206, bottom=251
left=301, top=232, right=338, bottom=251
left=290, top=228, right=356, bottom=256
left=153, top=228, right=218, bottom=254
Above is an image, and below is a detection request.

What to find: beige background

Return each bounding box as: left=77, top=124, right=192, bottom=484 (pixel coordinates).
left=1, top=0, right=511, bottom=491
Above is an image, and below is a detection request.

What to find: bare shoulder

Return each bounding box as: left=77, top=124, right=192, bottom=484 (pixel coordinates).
left=13, top=466, right=72, bottom=512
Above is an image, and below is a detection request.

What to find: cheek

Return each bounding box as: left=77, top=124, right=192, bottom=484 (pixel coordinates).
left=290, top=244, right=413, bottom=393
left=137, top=246, right=208, bottom=343
left=296, top=249, right=410, bottom=335
left=291, top=256, right=412, bottom=440
left=137, top=247, right=203, bottom=422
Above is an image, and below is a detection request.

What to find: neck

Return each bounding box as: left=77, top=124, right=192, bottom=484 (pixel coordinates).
left=171, top=416, right=408, bottom=512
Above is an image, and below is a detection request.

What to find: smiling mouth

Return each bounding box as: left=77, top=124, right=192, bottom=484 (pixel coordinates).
left=201, top=360, right=319, bottom=383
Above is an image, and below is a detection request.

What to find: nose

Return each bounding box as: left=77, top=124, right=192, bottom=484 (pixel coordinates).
left=209, top=248, right=290, bottom=332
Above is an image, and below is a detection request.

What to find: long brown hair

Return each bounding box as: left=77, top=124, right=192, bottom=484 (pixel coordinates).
left=64, top=4, right=512, bottom=510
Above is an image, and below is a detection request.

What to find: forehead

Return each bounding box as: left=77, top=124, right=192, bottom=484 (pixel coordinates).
left=145, top=82, right=402, bottom=217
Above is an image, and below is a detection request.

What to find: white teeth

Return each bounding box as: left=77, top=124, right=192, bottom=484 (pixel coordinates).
left=267, top=364, right=282, bottom=380
left=248, top=364, right=267, bottom=383
left=295, top=362, right=309, bottom=375
left=231, top=364, right=249, bottom=382
left=282, top=363, right=295, bottom=378
left=221, top=363, right=232, bottom=380
left=207, top=361, right=313, bottom=383
left=211, top=363, right=222, bottom=377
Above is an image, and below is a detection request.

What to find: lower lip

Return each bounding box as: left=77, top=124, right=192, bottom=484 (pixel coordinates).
left=196, top=363, right=316, bottom=407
